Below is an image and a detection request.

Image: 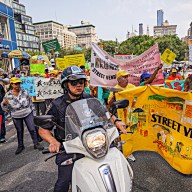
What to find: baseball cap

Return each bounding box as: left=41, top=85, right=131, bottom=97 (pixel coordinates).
left=10, top=77, right=22, bottom=84
left=172, top=69, right=177, bottom=73
left=116, top=70, right=129, bottom=79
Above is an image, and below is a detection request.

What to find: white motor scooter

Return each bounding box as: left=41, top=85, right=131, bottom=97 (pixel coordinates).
left=35, top=98, right=133, bottom=192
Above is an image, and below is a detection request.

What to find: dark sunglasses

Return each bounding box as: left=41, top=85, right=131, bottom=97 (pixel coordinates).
left=13, top=82, right=21, bottom=85
left=70, top=79, right=84, bottom=86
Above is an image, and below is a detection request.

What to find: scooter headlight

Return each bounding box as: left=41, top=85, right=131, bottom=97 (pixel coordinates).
left=82, top=128, right=108, bottom=159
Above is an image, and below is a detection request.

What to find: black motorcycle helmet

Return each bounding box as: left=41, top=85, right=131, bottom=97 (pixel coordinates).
left=61, top=66, right=87, bottom=97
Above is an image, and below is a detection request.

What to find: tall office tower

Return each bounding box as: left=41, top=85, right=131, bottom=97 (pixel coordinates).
left=12, top=0, right=40, bottom=52
left=146, top=25, right=150, bottom=36
left=139, top=23, right=143, bottom=35
left=157, top=9, right=164, bottom=26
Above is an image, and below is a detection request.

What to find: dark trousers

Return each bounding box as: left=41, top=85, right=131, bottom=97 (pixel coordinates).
left=12, top=112, right=38, bottom=147
left=33, top=102, right=46, bottom=116
left=54, top=153, right=84, bottom=192
left=0, top=113, right=5, bottom=139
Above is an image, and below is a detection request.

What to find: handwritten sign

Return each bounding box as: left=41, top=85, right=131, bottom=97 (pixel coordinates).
left=64, top=54, right=85, bottom=67
left=34, top=78, right=63, bottom=100
left=161, top=48, right=176, bottom=66
left=30, top=63, right=45, bottom=75
left=165, top=80, right=185, bottom=91
left=20, top=77, right=36, bottom=96
left=56, top=58, right=66, bottom=70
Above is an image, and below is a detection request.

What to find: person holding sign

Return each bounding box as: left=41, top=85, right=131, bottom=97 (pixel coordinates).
left=108, top=70, right=135, bottom=107
left=140, top=63, right=163, bottom=86
left=1, top=77, right=44, bottom=155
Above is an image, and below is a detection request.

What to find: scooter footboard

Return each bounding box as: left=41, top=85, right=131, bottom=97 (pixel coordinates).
left=72, top=147, right=133, bottom=192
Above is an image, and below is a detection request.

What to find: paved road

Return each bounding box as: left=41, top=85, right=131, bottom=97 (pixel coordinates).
left=0, top=121, right=192, bottom=192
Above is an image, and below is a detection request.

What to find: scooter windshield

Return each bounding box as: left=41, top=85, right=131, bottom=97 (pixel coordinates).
left=65, top=98, right=111, bottom=140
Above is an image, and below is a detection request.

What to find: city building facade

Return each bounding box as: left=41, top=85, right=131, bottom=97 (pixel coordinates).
left=157, top=9, right=164, bottom=26
left=12, top=0, right=39, bottom=52
left=34, top=21, right=64, bottom=50
left=153, top=20, right=177, bottom=38
left=0, top=0, right=18, bottom=68
left=68, top=21, right=99, bottom=49
left=139, top=23, right=143, bottom=35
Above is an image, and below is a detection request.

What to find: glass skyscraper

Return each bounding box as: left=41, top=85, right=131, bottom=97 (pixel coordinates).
left=157, top=9, right=164, bottom=26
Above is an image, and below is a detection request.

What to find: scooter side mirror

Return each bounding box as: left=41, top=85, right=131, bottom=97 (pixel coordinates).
left=111, top=99, right=129, bottom=115
left=34, top=115, right=55, bottom=127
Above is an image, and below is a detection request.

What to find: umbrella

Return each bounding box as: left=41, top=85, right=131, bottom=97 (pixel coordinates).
left=8, top=50, right=30, bottom=59
left=31, top=55, right=51, bottom=66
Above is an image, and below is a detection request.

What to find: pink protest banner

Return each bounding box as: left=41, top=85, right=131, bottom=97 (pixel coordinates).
left=90, top=43, right=164, bottom=87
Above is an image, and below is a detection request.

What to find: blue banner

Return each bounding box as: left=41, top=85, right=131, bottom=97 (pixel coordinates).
left=164, top=80, right=185, bottom=91
left=20, top=77, right=36, bottom=96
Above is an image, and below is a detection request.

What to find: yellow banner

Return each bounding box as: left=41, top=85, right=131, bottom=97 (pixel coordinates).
left=63, top=54, right=85, bottom=68
left=161, top=48, right=176, bottom=66
left=116, top=86, right=192, bottom=174
left=56, top=58, right=66, bottom=70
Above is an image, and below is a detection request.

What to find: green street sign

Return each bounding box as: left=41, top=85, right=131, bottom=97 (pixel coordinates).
left=42, top=38, right=61, bottom=53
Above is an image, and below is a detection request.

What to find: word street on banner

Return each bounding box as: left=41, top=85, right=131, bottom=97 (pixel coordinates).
left=20, top=77, right=36, bottom=96
left=34, top=78, right=63, bottom=100
left=116, top=86, right=192, bottom=174
left=165, top=80, right=185, bottom=91
left=90, top=43, right=164, bottom=87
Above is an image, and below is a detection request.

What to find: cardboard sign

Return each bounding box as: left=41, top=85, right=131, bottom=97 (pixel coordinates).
left=34, top=78, right=63, bottom=100
left=56, top=58, right=66, bottom=70
left=20, top=77, right=36, bottom=96
left=161, top=48, right=176, bottom=66
left=63, top=54, right=85, bottom=67
left=30, top=64, right=45, bottom=75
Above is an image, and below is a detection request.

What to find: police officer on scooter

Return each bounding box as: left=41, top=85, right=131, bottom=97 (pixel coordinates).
left=38, top=66, right=127, bottom=192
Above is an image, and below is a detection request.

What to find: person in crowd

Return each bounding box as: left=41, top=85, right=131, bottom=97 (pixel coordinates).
left=84, top=76, right=91, bottom=94
left=108, top=70, right=135, bottom=107
left=33, top=72, right=40, bottom=77
left=44, top=69, right=50, bottom=78
left=0, top=78, right=6, bottom=143
left=12, top=68, right=17, bottom=75
left=184, top=74, right=192, bottom=92
left=140, top=63, right=163, bottom=86
left=49, top=70, right=59, bottom=79
left=167, top=68, right=180, bottom=80
left=80, top=65, right=86, bottom=73
left=2, top=78, right=10, bottom=92
left=16, top=70, right=21, bottom=78
left=38, top=66, right=127, bottom=192
left=1, top=77, right=44, bottom=154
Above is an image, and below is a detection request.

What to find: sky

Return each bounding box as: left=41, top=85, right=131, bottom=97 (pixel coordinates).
left=20, top=0, right=192, bottom=42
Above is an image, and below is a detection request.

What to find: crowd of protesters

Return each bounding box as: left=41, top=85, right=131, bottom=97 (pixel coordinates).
left=0, top=63, right=192, bottom=156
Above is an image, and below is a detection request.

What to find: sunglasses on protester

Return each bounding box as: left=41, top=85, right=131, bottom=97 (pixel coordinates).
left=70, top=79, right=84, bottom=86
left=12, top=82, right=21, bottom=85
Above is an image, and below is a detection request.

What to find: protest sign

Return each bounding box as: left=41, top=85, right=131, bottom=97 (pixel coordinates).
left=165, top=80, right=185, bottom=91
left=34, top=78, right=63, bottom=100
left=63, top=54, right=85, bottom=68
left=116, top=85, right=192, bottom=174
left=161, top=48, right=176, bottom=66
left=56, top=58, right=66, bottom=70
left=30, top=63, right=45, bottom=75
left=20, top=77, right=36, bottom=96
left=42, top=38, right=61, bottom=53
left=90, top=43, right=164, bottom=87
